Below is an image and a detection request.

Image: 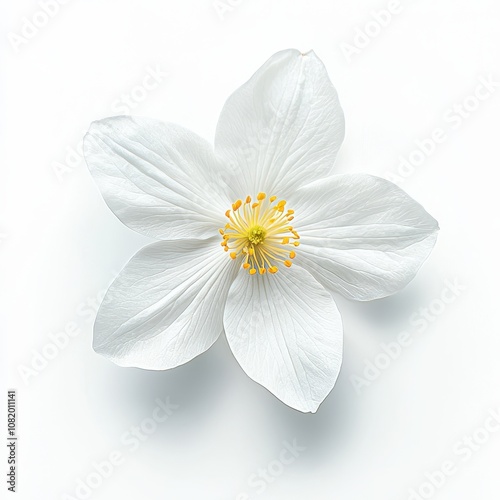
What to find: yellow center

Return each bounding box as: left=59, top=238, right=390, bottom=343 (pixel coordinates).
left=248, top=226, right=266, bottom=244
left=220, top=192, right=300, bottom=275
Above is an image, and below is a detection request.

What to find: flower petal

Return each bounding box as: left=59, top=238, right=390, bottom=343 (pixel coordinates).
left=215, top=49, right=345, bottom=198
left=224, top=266, right=343, bottom=413
left=291, top=174, right=439, bottom=300
left=94, top=238, right=238, bottom=369
left=84, top=116, right=229, bottom=240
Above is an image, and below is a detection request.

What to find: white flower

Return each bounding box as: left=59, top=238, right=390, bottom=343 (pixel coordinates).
left=84, top=49, right=438, bottom=413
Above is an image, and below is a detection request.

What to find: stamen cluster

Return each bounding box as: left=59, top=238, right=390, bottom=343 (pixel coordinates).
left=220, top=192, right=300, bottom=275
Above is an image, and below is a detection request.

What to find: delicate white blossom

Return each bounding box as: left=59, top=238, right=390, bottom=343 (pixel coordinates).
left=84, top=49, right=438, bottom=413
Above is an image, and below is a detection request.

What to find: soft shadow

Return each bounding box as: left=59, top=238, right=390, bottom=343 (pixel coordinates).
left=85, top=337, right=233, bottom=437
left=242, top=333, right=361, bottom=464
left=85, top=269, right=438, bottom=460
left=342, top=280, right=426, bottom=332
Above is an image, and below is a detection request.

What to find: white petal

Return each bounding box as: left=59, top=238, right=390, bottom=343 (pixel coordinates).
left=84, top=116, right=229, bottom=240
left=215, top=49, right=345, bottom=198
left=291, top=174, right=439, bottom=300
left=224, top=266, right=343, bottom=413
left=94, top=238, right=238, bottom=369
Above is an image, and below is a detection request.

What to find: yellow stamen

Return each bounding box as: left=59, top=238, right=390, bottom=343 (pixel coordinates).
left=221, top=193, right=301, bottom=276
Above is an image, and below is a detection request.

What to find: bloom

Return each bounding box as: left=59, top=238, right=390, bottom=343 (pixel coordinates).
left=84, top=49, right=438, bottom=413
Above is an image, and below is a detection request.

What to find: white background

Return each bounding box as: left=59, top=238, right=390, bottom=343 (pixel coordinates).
left=2, top=1, right=500, bottom=499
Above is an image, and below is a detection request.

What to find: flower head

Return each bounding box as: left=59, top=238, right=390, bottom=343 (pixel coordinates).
left=84, top=49, right=438, bottom=413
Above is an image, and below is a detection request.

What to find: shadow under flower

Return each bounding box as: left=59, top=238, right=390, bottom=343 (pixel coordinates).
left=84, top=269, right=438, bottom=464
